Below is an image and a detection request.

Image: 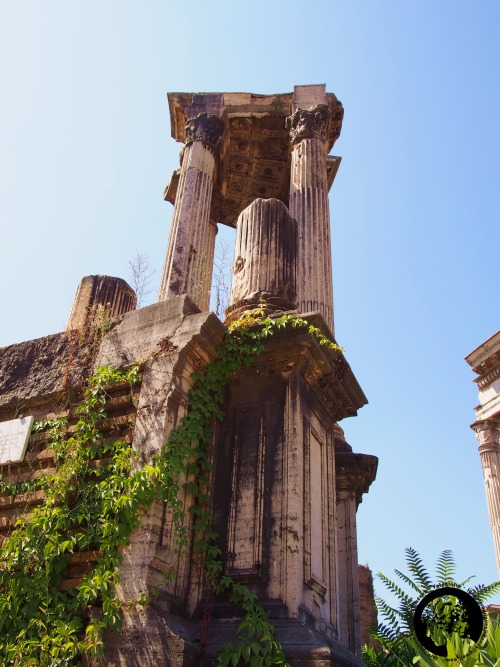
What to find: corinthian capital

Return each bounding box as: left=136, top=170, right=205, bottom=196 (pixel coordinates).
left=185, top=113, right=224, bottom=152
left=472, top=420, right=500, bottom=447
left=286, top=101, right=344, bottom=147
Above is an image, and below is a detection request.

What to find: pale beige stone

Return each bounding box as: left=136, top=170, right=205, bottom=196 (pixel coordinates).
left=0, top=416, right=34, bottom=464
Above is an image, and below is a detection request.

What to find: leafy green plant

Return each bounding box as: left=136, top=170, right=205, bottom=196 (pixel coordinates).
left=0, top=365, right=143, bottom=665
left=362, top=548, right=500, bottom=666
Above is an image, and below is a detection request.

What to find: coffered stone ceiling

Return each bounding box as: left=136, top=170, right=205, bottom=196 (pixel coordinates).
left=164, top=89, right=343, bottom=228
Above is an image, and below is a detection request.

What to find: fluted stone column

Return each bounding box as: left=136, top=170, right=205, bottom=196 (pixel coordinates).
left=158, top=112, right=224, bottom=310
left=335, top=430, right=377, bottom=658
left=335, top=482, right=361, bottom=656
left=472, top=420, right=500, bottom=575
left=287, top=104, right=337, bottom=332
left=225, top=198, right=297, bottom=323
left=335, top=426, right=360, bottom=657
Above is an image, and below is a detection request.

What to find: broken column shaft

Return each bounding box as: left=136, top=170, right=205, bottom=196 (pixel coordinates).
left=225, top=197, right=297, bottom=322
left=67, top=275, right=136, bottom=331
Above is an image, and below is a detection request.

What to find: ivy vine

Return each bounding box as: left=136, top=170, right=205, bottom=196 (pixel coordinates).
left=0, top=307, right=340, bottom=666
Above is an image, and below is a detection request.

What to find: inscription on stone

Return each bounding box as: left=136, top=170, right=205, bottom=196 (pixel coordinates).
left=0, top=416, right=34, bottom=464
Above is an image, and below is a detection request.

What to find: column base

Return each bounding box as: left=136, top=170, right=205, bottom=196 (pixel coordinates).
left=224, top=295, right=297, bottom=324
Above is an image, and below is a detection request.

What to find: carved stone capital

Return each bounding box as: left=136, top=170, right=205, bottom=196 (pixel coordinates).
left=335, top=452, right=378, bottom=506
left=472, top=420, right=500, bottom=447
left=286, top=102, right=344, bottom=147
left=184, top=112, right=224, bottom=152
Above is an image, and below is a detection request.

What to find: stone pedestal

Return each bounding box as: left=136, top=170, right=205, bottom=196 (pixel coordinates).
left=472, top=420, right=500, bottom=575
left=158, top=113, right=224, bottom=310
left=205, top=315, right=373, bottom=666
left=225, top=198, right=297, bottom=322
left=67, top=275, right=136, bottom=331
left=95, top=296, right=225, bottom=614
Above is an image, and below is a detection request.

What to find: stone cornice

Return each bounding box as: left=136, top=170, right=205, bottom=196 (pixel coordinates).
left=478, top=364, right=500, bottom=389
left=335, top=452, right=378, bottom=505
left=240, top=311, right=367, bottom=421
left=465, top=330, right=500, bottom=374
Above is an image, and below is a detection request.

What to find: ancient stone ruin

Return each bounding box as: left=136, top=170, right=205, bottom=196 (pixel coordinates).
left=0, top=85, right=377, bottom=666
left=466, top=332, right=500, bottom=577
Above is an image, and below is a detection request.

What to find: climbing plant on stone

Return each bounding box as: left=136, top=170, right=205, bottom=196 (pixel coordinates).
left=0, top=307, right=340, bottom=666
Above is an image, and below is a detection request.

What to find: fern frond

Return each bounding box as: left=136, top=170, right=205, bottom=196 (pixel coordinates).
left=468, top=580, right=500, bottom=602
left=374, top=597, right=405, bottom=638
left=458, top=575, right=475, bottom=588
left=435, top=549, right=456, bottom=585
left=405, top=547, right=433, bottom=592
left=361, top=645, right=385, bottom=667
left=393, top=568, right=422, bottom=596
left=371, top=621, right=400, bottom=644
left=377, top=572, right=416, bottom=613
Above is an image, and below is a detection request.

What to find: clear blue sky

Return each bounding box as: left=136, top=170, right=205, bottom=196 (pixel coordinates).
left=1, top=1, right=500, bottom=605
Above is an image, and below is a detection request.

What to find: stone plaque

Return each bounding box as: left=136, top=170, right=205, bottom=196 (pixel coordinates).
left=0, top=416, right=34, bottom=464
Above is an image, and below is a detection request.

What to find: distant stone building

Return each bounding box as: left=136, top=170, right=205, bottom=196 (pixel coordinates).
left=0, top=85, right=378, bottom=665
left=358, top=565, right=378, bottom=647
left=466, top=331, right=500, bottom=576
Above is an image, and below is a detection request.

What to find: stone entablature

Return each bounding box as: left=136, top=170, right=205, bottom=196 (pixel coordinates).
left=164, top=86, right=343, bottom=229
left=466, top=330, right=500, bottom=375
left=466, top=331, right=500, bottom=421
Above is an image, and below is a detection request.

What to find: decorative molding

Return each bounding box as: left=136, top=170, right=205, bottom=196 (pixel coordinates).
left=478, top=364, right=500, bottom=389
left=303, top=419, right=328, bottom=596
left=286, top=102, right=344, bottom=147
left=184, top=112, right=224, bottom=152
left=465, top=331, right=500, bottom=373
left=335, top=452, right=378, bottom=506
left=226, top=404, right=266, bottom=582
